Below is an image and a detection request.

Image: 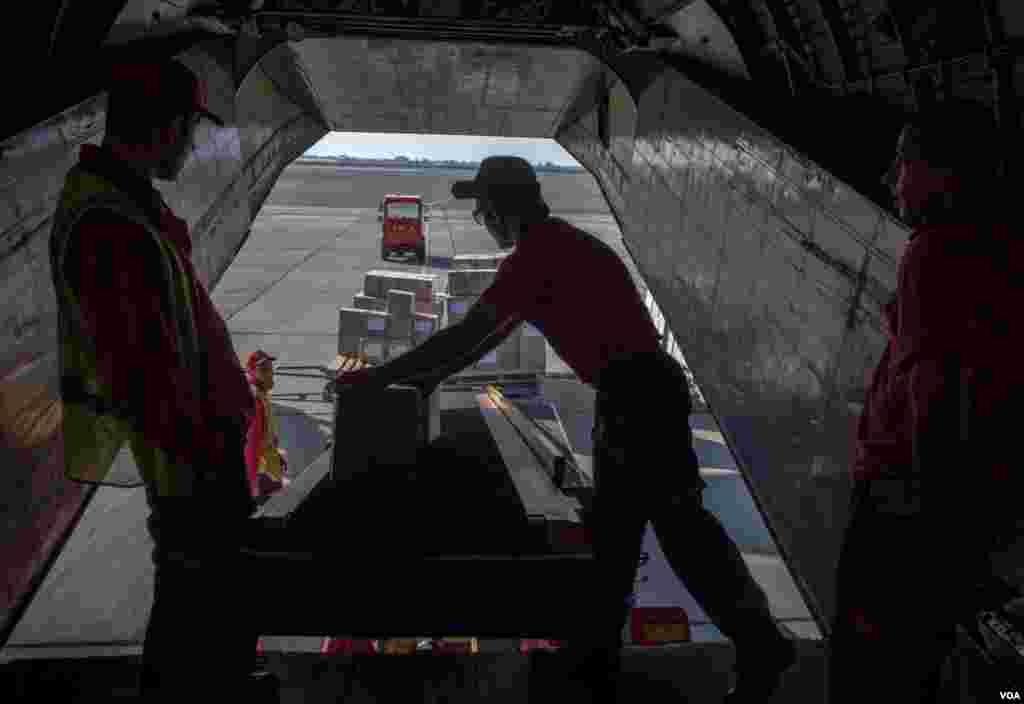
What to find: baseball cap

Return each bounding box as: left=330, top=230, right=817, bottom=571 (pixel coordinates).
left=109, top=60, right=225, bottom=127
left=452, top=156, right=540, bottom=200
left=246, top=350, right=277, bottom=371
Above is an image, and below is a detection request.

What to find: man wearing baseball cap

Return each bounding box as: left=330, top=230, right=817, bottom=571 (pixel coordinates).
left=830, top=100, right=1023, bottom=703
left=49, top=60, right=273, bottom=699
left=333, top=156, right=795, bottom=700
left=245, top=350, right=290, bottom=503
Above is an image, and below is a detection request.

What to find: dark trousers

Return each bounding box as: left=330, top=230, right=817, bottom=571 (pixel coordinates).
left=138, top=490, right=260, bottom=700
left=585, top=350, right=784, bottom=670
left=828, top=480, right=1002, bottom=703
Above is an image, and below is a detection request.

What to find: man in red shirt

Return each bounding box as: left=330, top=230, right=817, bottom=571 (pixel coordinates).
left=332, top=156, right=796, bottom=701
left=51, top=61, right=271, bottom=700
left=830, top=99, right=1022, bottom=701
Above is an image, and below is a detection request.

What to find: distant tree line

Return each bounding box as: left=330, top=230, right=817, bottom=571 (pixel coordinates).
left=297, top=154, right=585, bottom=173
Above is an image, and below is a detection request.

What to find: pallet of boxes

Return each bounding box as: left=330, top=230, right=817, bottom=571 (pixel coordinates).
left=442, top=259, right=547, bottom=373
left=335, top=270, right=445, bottom=476
left=341, top=270, right=442, bottom=365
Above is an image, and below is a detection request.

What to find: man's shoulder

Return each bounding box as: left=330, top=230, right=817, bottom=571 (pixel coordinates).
left=903, top=222, right=1017, bottom=287
left=74, top=206, right=145, bottom=230
left=66, top=208, right=165, bottom=266
left=531, top=217, right=595, bottom=246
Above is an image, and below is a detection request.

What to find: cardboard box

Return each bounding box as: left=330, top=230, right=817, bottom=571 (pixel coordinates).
left=338, top=308, right=391, bottom=354
left=413, top=316, right=437, bottom=339
left=338, top=307, right=438, bottom=357
left=452, top=252, right=509, bottom=270
left=519, top=329, right=547, bottom=372
left=490, top=326, right=523, bottom=371
left=443, top=295, right=478, bottom=327
left=386, top=289, right=415, bottom=338
left=351, top=293, right=388, bottom=312
left=355, top=292, right=435, bottom=316
left=364, top=270, right=436, bottom=303
left=331, top=383, right=440, bottom=482
left=447, top=268, right=497, bottom=297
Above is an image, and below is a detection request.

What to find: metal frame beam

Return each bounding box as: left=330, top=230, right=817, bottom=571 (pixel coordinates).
left=249, top=11, right=591, bottom=45
left=814, top=0, right=860, bottom=87
left=818, top=38, right=1022, bottom=96
left=977, top=0, right=1020, bottom=158
left=763, top=0, right=813, bottom=75
left=707, top=0, right=779, bottom=85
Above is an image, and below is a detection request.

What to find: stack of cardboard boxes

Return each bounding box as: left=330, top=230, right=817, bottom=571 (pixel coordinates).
left=450, top=252, right=509, bottom=270
left=340, top=264, right=547, bottom=373
left=443, top=267, right=546, bottom=373
left=361, top=269, right=444, bottom=317
left=338, top=287, right=439, bottom=364
left=334, top=281, right=443, bottom=481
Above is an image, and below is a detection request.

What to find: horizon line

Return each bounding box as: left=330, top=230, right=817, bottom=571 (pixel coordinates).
left=298, top=154, right=583, bottom=167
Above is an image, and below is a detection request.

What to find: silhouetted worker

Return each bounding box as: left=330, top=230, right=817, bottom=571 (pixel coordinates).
left=245, top=350, right=290, bottom=504
left=49, top=60, right=272, bottom=700
left=331, top=156, right=796, bottom=701
left=831, top=99, right=1022, bottom=702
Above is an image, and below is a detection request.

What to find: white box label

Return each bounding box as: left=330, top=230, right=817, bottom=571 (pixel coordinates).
left=415, top=320, right=433, bottom=334
left=450, top=301, right=469, bottom=315
left=481, top=351, right=498, bottom=364
left=367, top=317, right=387, bottom=332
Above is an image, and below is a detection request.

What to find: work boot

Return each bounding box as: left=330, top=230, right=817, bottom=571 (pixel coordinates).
left=723, top=636, right=797, bottom=703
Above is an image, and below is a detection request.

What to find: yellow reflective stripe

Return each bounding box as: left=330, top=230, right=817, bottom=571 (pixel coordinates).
left=693, top=429, right=726, bottom=446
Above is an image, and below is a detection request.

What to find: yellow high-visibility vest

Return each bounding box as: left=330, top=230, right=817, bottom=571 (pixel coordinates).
left=49, top=165, right=203, bottom=495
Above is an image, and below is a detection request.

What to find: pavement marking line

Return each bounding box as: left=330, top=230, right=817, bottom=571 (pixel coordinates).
left=692, top=429, right=726, bottom=445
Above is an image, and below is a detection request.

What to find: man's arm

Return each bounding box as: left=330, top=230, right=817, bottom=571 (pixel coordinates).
left=338, top=300, right=520, bottom=391
left=406, top=316, right=522, bottom=387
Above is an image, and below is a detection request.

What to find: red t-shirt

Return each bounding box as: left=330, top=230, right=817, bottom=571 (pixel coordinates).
left=476, top=218, right=662, bottom=385
left=64, top=144, right=254, bottom=471
left=854, top=221, right=1021, bottom=484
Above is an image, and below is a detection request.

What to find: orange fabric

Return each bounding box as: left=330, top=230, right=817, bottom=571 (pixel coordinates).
left=244, top=392, right=266, bottom=497
left=245, top=380, right=287, bottom=498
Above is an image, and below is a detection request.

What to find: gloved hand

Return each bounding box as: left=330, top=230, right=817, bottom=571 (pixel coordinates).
left=329, top=365, right=378, bottom=396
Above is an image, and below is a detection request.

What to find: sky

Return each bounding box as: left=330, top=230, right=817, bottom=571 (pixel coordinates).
left=303, top=132, right=580, bottom=166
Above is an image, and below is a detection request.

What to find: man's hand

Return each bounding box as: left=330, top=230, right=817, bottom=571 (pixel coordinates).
left=329, top=366, right=380, bottom=396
